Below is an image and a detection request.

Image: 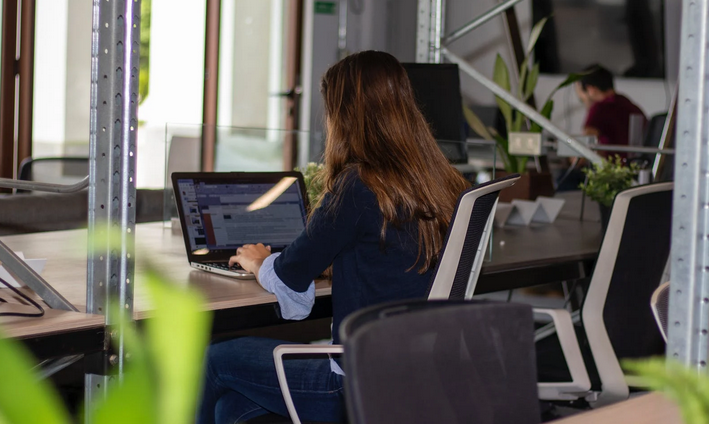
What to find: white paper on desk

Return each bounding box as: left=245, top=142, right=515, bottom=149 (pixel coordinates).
left=531, top=197, right=565, bottom=223
left=0, top=252, right=46, bottom=288
left=494, top=203, right=515, bottom=227
left=507, top=200, right=538, bottom=226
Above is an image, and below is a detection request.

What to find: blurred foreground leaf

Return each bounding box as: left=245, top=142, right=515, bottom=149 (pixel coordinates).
left=0, top=329, right=71, bottom=424
left=624, top=357, right=709, bottom=424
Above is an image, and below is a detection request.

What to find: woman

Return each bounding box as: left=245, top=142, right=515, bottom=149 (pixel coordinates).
left=197, top=50, right=469, bottom=423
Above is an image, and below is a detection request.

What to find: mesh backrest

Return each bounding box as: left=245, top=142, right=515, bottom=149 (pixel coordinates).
left=427, top=174, right=519, bottom=300
left=601, top=189, right=672, bottom=359
left=448, top=192, right=497, bottom=299
left=342, top=300, right=540, bottom=424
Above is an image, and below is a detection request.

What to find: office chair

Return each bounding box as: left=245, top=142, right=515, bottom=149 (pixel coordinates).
left=535, top=182, right=672, bottom=407
left=18, top=156, right=89, bottom=186
left=340, top=299, right=540, bottom=424
left=650, top=281, right=670, bottom=342
left=273, top=174, right=521, bottom=424
left=631, top=113, right=667, bottom=169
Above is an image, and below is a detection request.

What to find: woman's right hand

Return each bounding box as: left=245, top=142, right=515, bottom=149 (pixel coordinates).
left=229, top=243, right=272, bottom=279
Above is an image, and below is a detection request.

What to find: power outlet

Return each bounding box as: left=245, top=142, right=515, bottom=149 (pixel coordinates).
left=508, top=132, right=543, bottom=156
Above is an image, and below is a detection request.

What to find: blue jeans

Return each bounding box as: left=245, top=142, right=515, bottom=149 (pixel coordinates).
left=197, top=336, right=346, bottom=424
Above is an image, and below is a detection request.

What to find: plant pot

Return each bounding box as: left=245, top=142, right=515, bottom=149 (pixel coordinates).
left=496, top=171, right=555, bottom=202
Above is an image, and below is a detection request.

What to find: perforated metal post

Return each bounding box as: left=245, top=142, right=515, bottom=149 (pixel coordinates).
left=667, top=0, right=709, bottom=369
left=84, top=0, right=140, bottom=413
left=416, top=0, right=444, bottom=63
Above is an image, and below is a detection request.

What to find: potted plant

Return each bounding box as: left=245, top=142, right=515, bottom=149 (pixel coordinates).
left=464, top=17, right=586, bottom=202
left=295, top=162, right=325, bottom=206
left=580, top=155, right=639, bottom=228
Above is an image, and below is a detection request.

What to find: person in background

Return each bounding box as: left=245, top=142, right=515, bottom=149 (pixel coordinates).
left=557, top=65, right=646, bottom=190
left=575, top=65, right=647, bottom=158
left=196, top=50, right=470, bottom=424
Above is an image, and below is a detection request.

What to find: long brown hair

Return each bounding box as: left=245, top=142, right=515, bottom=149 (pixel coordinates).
left=318, top=50, right=469, bottom=273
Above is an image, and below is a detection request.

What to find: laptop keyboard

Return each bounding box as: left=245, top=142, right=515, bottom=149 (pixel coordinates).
left=204, top=262, right=244, bottom=271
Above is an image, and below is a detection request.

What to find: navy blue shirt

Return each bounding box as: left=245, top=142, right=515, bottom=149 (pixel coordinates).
left=273, top=175, right=432, bottom=343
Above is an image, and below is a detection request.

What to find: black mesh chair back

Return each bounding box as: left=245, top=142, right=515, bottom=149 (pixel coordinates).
left=427, top=174, right=520, bottom=300
left=580, top=182, right=672, bottom=400
left=340, top=299, right=540, bottom=424
left=596, top=185, right=671, bottom=358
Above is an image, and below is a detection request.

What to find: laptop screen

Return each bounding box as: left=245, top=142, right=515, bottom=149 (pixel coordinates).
left=174, top=174, right=308, bottom=256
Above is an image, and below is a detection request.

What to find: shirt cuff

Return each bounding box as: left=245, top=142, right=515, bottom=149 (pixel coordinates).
left=259, top=252, right=315, bottom=320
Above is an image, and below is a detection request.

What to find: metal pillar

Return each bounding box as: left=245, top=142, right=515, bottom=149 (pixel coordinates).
left=442, top=0, right=523, bottom=46
left=416, top=0, right=444, bottom=63
left=667, top=0, right=709, bottom=369
left=85, top=0, right=140, bottom=411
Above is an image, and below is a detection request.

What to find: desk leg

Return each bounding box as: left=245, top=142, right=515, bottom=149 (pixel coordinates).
left=84, top=374, right=112, bottom=422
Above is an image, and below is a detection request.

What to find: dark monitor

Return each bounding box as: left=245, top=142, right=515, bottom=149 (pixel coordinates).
left=402, top=63, right=467, bottom=164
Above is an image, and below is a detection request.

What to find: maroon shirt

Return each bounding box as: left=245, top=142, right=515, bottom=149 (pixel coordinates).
left=585, top=94, right=646, bottom=159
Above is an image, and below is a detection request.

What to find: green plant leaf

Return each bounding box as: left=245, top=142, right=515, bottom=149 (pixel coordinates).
left=526, top=17, right=548, bottom=57
left=0, top=329, right=72, bottom=424
left=516, top=156, right=529, bottom=174
left=144, top=267, right=212, bottom=424
left=579, top=155, right=639, bottom=207
left=295, top=162, right=325, bottom=206
left=530, top=99, right=554, bottom=133
left=512, top=111, right=525, bottom=133
left=524, top=62, right=540, bottom=101
left=624, top=358, right=709, bottom=424
left=462, top=104, right=493, bottom=140
left=493, top=54, right=513, bottom=132
left=493, top=133, right=512, bottom=171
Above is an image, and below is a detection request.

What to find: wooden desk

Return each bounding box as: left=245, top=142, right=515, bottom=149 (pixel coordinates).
left=0, top=192, right=603, bottom=341
left=0, top=223, right=334, bottom=339
left=477, top=217, right=602, bottom=293
left=0, top=216, right=601, bottom=306
left=477, top=190, right=603, bottom=293
left=0, top=303, right=104, bottom=359
left=555, top=393, right=681, bottom=423
left=0, top=223, right=332, bottom=317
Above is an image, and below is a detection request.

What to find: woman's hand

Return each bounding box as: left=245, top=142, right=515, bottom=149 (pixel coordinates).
left=229, top=243, right=272, bottom=279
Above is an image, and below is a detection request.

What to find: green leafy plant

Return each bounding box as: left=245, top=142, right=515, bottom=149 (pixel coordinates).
left=464, top=17, right=586, bottom=174
left=295, top=162, right=325, bottom=205
left=139, top=0, right=151, bottom=105
left=580, top=155, right=639, bottom=207
left=0, top=263, right=212, bottom=424
left=624, top=358, right=709, bottom=424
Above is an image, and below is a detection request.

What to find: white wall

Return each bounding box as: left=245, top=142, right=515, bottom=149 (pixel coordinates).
left=33, top=0, right=92, bottom=156
left=64, top=0, right=92, bottom=145
left=34, top=0, right=70, bottom=148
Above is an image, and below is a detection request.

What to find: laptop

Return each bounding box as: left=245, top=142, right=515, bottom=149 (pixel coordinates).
left=172, top=171, right=310, bottom=279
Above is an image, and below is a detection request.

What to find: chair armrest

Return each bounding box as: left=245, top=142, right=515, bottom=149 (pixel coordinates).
left=273, top=344, right=344, bottom=424
left=535, top=309, right=580, bottom=342
left=534, top=308, right=592, bottom=400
